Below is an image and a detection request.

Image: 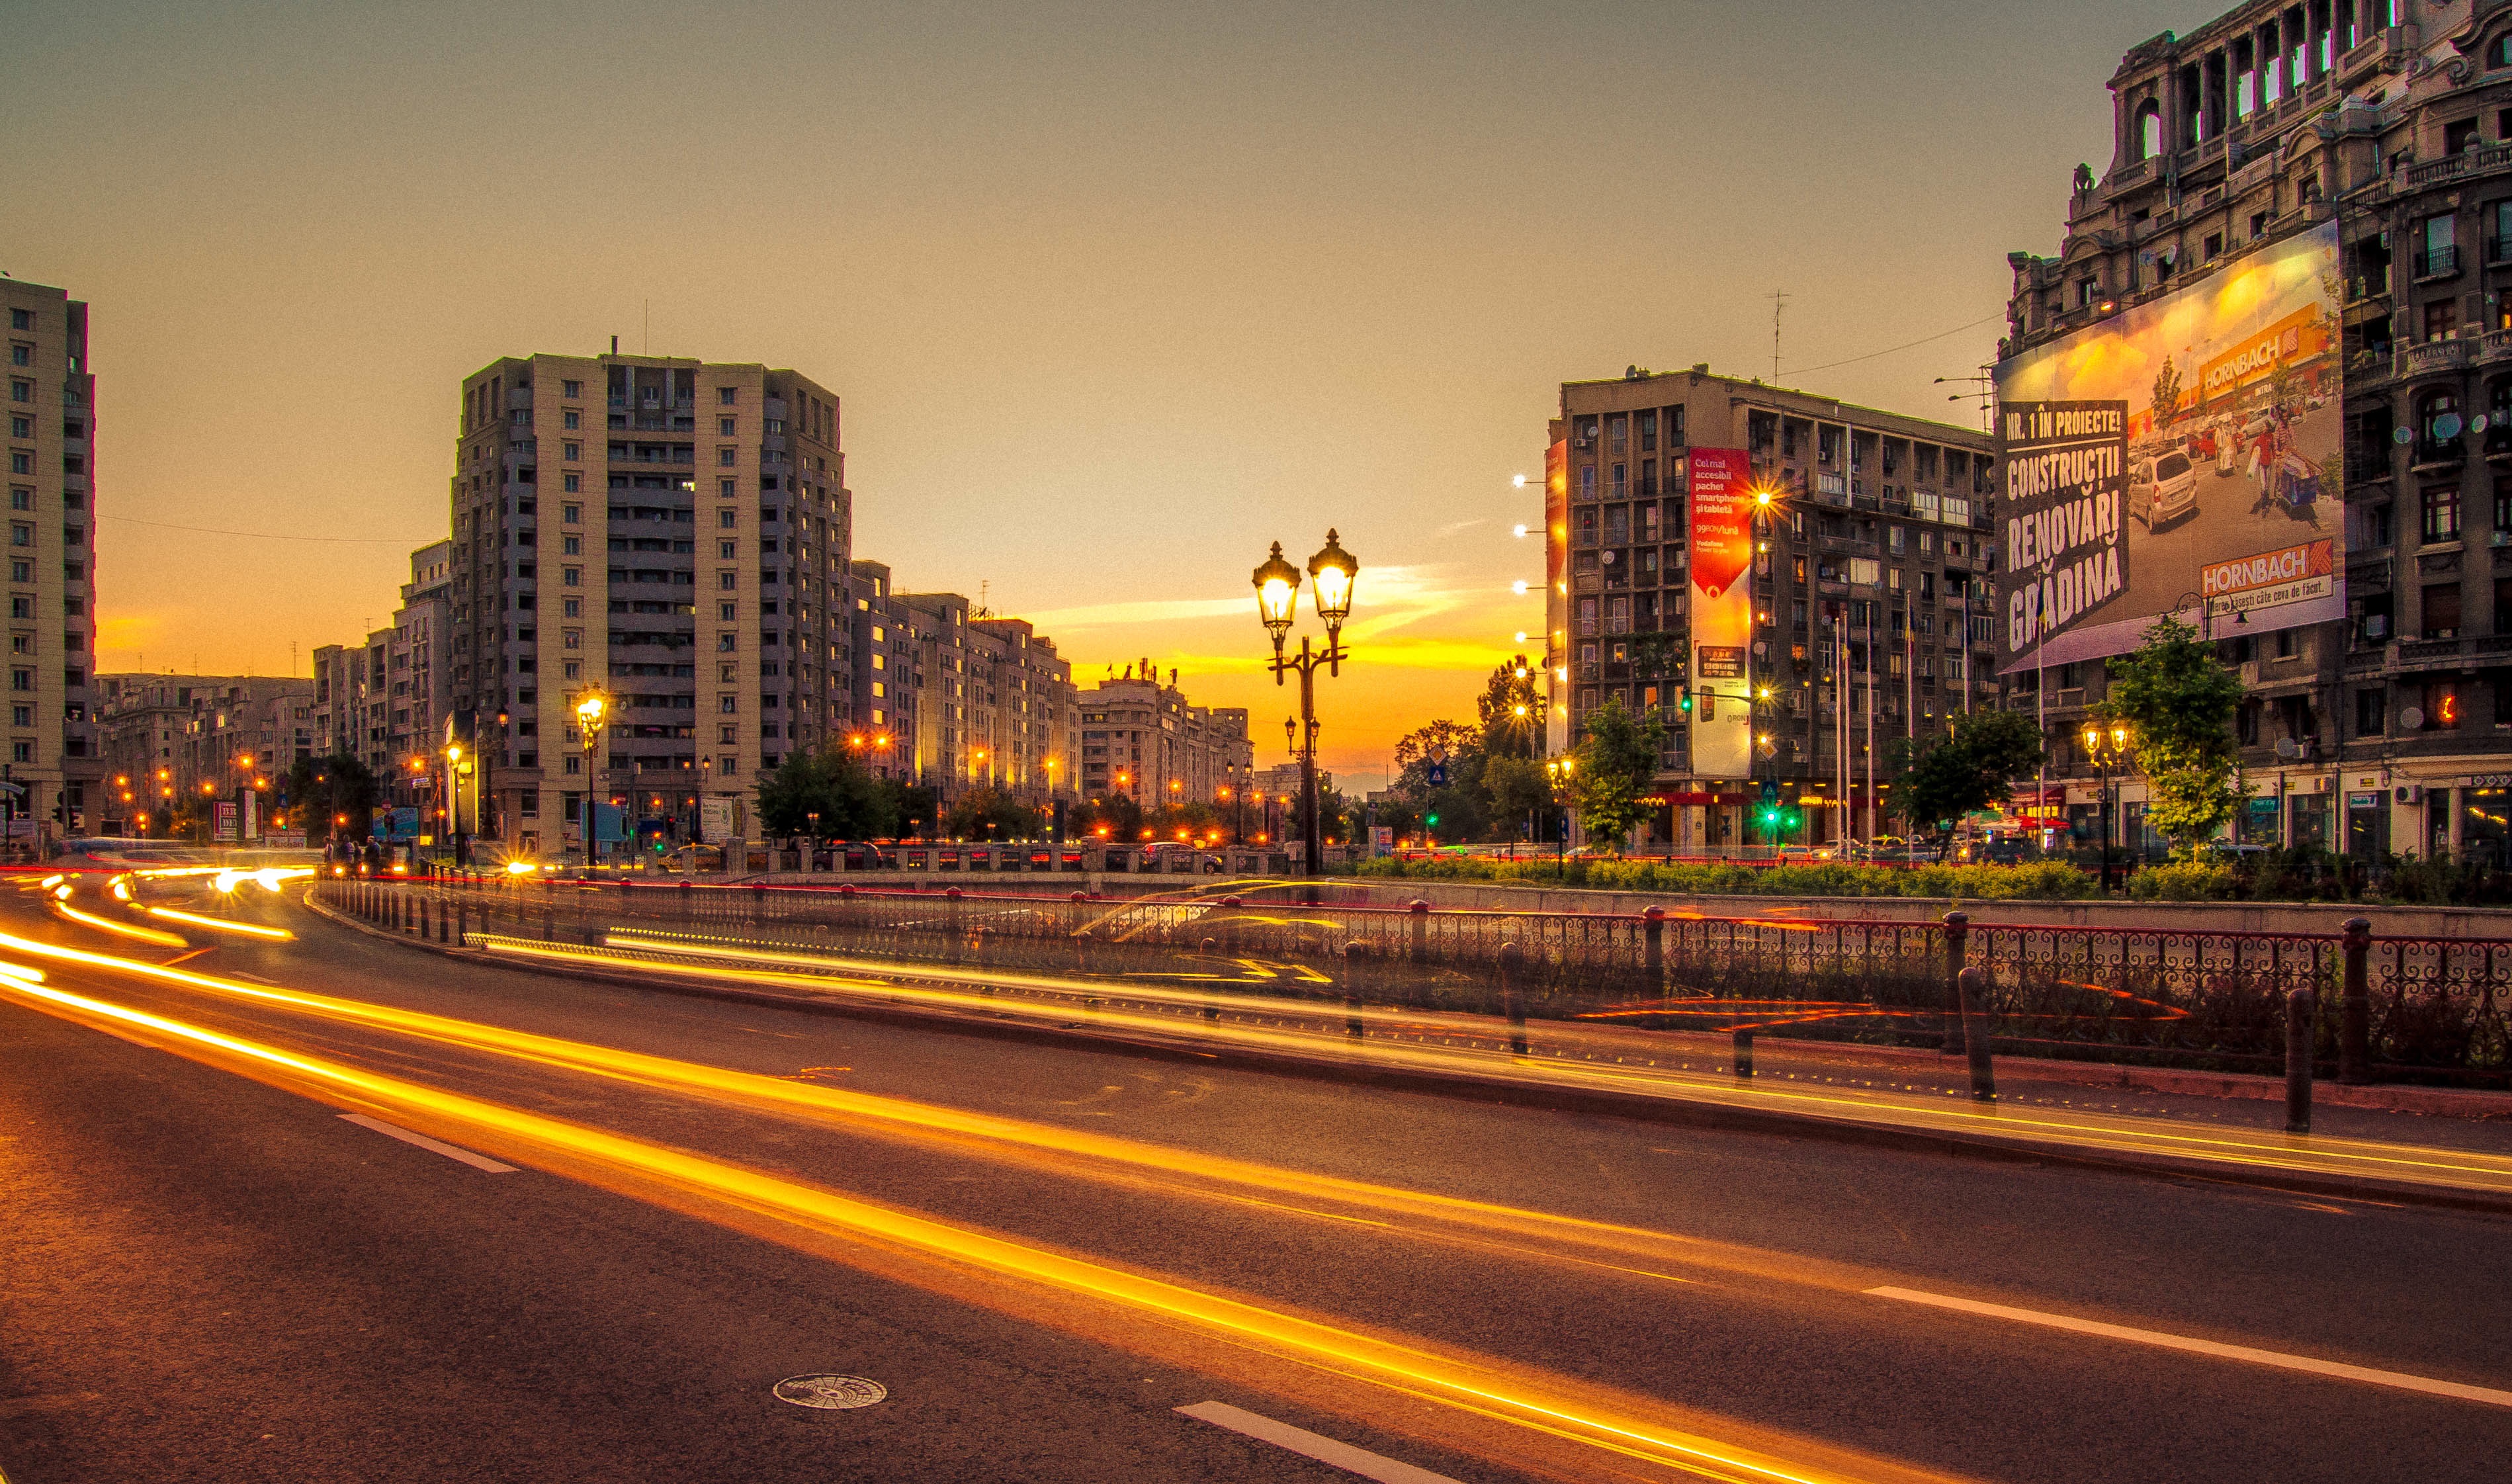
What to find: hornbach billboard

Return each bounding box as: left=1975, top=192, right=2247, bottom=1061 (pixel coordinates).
left=1995, top=219, right=2343, bottom=672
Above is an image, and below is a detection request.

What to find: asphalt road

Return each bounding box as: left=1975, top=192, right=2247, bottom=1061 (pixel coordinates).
left=3, top=879, right=2509, bottom=1483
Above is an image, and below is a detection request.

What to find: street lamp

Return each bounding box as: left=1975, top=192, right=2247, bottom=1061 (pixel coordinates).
left=1252, top=531, right=1359, bottom=876
left=576, top=688, right=609, bottom=869
left=1545, top=756, right=1576, bottom=878
left=2081, top=722, right=2134, bottom=894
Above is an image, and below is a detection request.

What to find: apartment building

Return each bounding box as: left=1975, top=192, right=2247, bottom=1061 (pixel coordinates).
left=449, top=351, right=854, bottom=858
left=1545, top=368, right=2000, bottom=848
left=967, top=615, right=1079, bottom=804
left=2004, top=0, right=2512, bottom=860
left=3, top=277, right=103, bottom=836
left=1076, top=669, right=1256, bottom=808
left=95, top=674, right=314, bottom=834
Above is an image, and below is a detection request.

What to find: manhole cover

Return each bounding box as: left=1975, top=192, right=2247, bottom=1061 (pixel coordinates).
left=773, top=1374, right=888, bottom=1410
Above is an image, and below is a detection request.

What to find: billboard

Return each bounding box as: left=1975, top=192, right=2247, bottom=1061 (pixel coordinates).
left=1995, top=220, right=2342, bottom=671
left=1688, top=447, right=1756, bottom=777
left=1544, top=438, right=1570, bottom=755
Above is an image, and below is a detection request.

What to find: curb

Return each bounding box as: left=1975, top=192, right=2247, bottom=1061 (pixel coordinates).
left=296, top=893, right=2512, bottom=1217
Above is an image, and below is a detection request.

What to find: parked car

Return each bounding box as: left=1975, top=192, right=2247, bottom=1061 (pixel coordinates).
left=664, top=842, right=724, bottom=873
left=1774, top=844, right=1841, bottom=864
left=2130, top=449, right=2200, bottom=529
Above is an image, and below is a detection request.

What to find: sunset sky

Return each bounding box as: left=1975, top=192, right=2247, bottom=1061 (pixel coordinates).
left=3, top=0, right=2194, bottom=790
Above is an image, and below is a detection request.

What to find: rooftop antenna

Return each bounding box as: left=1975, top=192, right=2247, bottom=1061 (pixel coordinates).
left=644, top=298, right=650, bottom=355
left=1770, top=290, right=1788, bottom=383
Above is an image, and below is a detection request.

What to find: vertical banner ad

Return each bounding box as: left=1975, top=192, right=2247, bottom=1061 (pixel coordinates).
left=1688, top=448, right=1755, bottom=778
left=1543, top=438, right=1570, bottom=756
left=1997, top=220, right=2343, bottom=672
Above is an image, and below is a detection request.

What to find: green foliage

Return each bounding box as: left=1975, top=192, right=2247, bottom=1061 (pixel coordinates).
left=943, top=787, right=1040, bottom=841
left=1887, top=708, right=2044, bottom=859
left=1350, top=854, right=2095, bottom=899
left=1483, top=754, right=1549, bottom=836
left=2098, top=614, right=2247, bottom=854
left=2126, top=859, right=2239, bottom=900
left=1067, top=792, right=1143, bottom=842
left=753, top=746, right=897, bottom=840
left=1475, top=657, right=1548, bottom=760
left=1571, top=696, right=1665, bottom=853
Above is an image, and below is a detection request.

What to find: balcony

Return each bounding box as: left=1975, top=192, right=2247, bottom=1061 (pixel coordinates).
left=2407, top=141, right=2512, bottom=192
left=2413, top=245, right=2463, bottom=281
left=2403, top=337, right=2470, bottom=376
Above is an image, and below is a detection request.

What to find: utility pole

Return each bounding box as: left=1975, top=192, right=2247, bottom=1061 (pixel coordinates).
left=1770, top=290, right=1789, bottom=384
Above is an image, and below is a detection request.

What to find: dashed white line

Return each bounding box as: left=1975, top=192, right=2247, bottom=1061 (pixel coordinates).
left=1176, top=1401, right=1461, bottom=1483
left=338, top=1113, right=518, bottom=1173
left=228, top=972, right=279, bottom=986
left=1866, top=1286, right=2512, bottom=1409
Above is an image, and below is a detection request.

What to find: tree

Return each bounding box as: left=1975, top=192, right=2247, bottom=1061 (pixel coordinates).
left=1475, top=657, right=1549, bottom=759
left=1067, top=793, right=1143, bottom=843
left=1571, top=697, right=1664, bottom=853
left=1393, top=720, right=1481, bottom=792
left=284, top=752, right=379, bottom=841
left=754, top=747, right=896, bottom=840
left=2097, top=613, right=2247, bottom=854
left=1483, top=754, right=1551, bottom=841
left=1887, top=707, right=2046, bottom=859
left=944, top=787, right=1041, bottom=842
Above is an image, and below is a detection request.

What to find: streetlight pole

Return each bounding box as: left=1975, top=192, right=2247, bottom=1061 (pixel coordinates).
left=1252, top=532, right=1359, bottom=877
left=576, top=689, right=608, bottom=871
left=1545, top=756, right=1576, bottom=879
left=2082, top=722, right=2131, bottom=894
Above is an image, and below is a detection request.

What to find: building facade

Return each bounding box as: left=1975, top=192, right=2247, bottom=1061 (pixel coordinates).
left=3, top=278, right=103, bottom=836
left=1077, top=670, right=1256, bottom=810
left=95, top=674, right=314, bottom=835
left=448, top=351, right=854, bottom=858
left=2006, top=0, right=2512, bottom=859
left=1545, top=369, right=2001, bottom=847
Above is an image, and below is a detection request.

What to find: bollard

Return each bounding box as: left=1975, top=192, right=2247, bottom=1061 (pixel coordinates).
left=1642, top=905, right=1665, bottom=987
left=2339, top=916, right=2372, bottom=1086
left=543, top=908, right=555, bottom=943
left=1498, top=941, right=1527, bottom=1057
left=1199, top=936, right=1221, bottom=1020
left=946, top=887, right=965, bottom=967
left=1408, top=900, right=1429, bottom=965
left=1956, top=966, right=1996, bottom=1102
left=1343, top=941, right=1367, bottom=1039
left=1940, top=910, right=1971, bottom=1057
left=438, top=896, right=450, bottom=943
left=2286, top=986, right=2316, bottom=1134
left=1733, top=1027, right=1754, bottom=1080
left=457, top=900, right=468, bottom=947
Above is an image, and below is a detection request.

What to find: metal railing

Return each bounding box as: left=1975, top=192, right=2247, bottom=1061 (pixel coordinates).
left=316, top=879, right=2512, bottom=1086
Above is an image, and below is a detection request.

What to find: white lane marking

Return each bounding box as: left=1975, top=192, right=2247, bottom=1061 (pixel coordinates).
left=1866, top=1286, right=2512, bottom=1409
left=1176, top=1401, right=1462, bottom=1483
left=338, top=1113, right=518, bottom=1174
left=228, top=972, right=279, bottom=986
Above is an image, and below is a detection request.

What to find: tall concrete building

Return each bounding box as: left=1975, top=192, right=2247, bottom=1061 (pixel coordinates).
left=449, top=351, right=853, bottom=858
left=2004, top=0, right=2512, bottom=860
left=1544, top=369, right=1999, bottom=848
left=3, top=278, right=102, bottom=837
left=95, top=674, right=314, bottom=836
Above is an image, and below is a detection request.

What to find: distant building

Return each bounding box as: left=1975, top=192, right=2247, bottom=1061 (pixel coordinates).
left=1078, top=667, right=1254, bottom=808
left=3, top=277, right=103, bottom=835
left=95, top=674, right=314, bottom=834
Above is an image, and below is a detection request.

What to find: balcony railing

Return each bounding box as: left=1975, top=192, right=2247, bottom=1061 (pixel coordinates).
left=2414, top=245, right=2462, bottom=280
left=2404, top=337, right=2470, bottom=375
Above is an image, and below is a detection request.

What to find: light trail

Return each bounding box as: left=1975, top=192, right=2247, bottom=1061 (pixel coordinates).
left=0, top=967, right=1945, bottom=1484
left=144, top=906, right=294, bottom=941
left=51, top=900, right=188, bottom=947
left=466, top=930, right=2512, bottom=1199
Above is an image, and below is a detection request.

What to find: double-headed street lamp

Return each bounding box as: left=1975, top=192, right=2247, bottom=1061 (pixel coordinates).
left=2081, top=722, right=2133, bottom=894
left=576, top=688, right=609, bottom=869
left=1544, top=756, right=1577, bottom=879
left=1253, top=531, right=1360, bottom=876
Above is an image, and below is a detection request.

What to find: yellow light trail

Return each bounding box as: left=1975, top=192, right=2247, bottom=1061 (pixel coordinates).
left=144, top=906, right=294, bottom=941
left=471, top=930, right=2512, bottom=1199
left=51, top=900, right=189, bottom=947
left=0, top=967, right=1941, bottom=1484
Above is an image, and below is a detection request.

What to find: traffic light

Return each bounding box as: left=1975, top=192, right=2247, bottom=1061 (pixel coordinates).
left=1676, top=686, right=1691, bottom=713
left=1425, top=812, right=1441, bottom=828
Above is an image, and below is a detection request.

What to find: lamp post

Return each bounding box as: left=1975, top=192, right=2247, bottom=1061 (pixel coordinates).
left=445, top=744, right=469, bottom=869
left=1254, top=531, right=1357, bottom=877
left=576, top=689, right=609, bottom=869
left=2081, top=722, right=2133, bottom=894
left=1545, top=756, right=1576, bottom=879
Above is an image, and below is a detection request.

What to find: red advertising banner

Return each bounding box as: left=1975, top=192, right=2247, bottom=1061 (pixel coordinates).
left=1544, top=438, right=1569, bottom=754
left=1688, top=448, right=1754, bottom=777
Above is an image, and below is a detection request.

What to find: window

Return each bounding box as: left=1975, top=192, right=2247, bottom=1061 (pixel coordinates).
left=8, top=345, right=27, bottom=367
left=563, top=410, right=580, bottom=430
left=717, top=447, right=736, bottom=466
left=562, top=566, right=580, bottom=587
left=6, top=310, right=25, bottom=330
left=2421, top=213, right=2459, bottom=278
left=562, top=503, right=581, bottom=523
left=9, top=524, right=28, bottom=548
left=7, top=455, right=24, bottom=476
left=718, top=508, right=737, bottom=528
left=562, top=473, right=580, bottom=492
left=2423, top=681, right=2462, bottom=730
left=2425, top=582, right=2463, bottom=638
left=562, top=441, right=580, bottom=460
left=562, top=380, right=582, bottom=398
left=562, top=535, right=580, bottom=555
left=8, top=670, right=27, bottom=692
left=9, top=742, right=25, bottom=764
left=9, top=382, right=27, bottom=403
left=2204, top=232, right=2224, bottom=260
left=2447, top=118, right=2482, bottom=157
left=2134, top=99, right=2162, bottom=161
left=718, top=386, right=738, bottom=405
left=719, top=480, right=736, bottom=498
left=719, top=417, right=736, bottom=435
left=2423, top=484, right=2463, bottom=542
left=2355, top=688, right=2386, bottom=738
left=8, top=490, right=24, bottom=511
